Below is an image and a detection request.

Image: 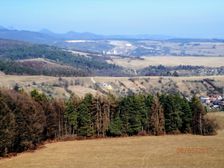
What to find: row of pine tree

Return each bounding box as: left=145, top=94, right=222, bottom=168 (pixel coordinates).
left=0, top=89, right=217, bottom=156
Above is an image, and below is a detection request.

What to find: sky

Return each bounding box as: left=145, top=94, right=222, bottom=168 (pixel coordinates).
left=0, top=0, right=224, bottom=38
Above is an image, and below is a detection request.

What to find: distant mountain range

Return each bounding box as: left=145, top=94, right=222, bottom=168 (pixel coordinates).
left=1, top=26, right=223, bottom=45
left=1, top=26, right=224, bottom=58
left=39, top=28, right=176, bottom=41
left=0, top=27, right=55, bottom=44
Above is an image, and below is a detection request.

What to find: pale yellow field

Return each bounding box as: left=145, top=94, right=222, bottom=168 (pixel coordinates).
left=208, top=112, right=224, bottom=129
left=108, top=56, right=224, bottom=69
left=1, top=113, right=224, bottom=168
left=0, top=75, right=224, bottom=97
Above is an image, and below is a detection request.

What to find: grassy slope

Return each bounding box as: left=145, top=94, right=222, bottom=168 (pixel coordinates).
left=0, top=112, right=224, bottom=168
left=108, top=56, right=224, bottom=69
left=0, top=75, right=224, bottom=98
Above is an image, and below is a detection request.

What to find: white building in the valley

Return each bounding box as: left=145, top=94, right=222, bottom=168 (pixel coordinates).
left=200, top=96, right=210, bottom=104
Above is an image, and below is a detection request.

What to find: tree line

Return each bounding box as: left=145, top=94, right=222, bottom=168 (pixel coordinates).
left=0, top=89, right=217, bottom=156
left=139, top=65, right=224, bottom=77
left=0, top=60, right=88, bottom=77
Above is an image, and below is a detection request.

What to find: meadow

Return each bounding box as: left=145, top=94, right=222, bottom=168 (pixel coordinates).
left=1, top=112, right=224, bottom=168
left=108, top=56, right=224, bottom=69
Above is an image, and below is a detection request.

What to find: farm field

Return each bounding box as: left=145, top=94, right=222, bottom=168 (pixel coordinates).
left=1, top=113, right=224, bottom=168
left=107, top=56, right=224, bottom=69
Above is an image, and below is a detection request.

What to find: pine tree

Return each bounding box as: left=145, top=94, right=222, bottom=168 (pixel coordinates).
left=91, top=95, right=101, bottom=136
left=45, top=101, right=60, bottom=139
left=54, top=100, right=66, bottom=137
left=136, top=95, right=148, bottom=132
left=160, top=94, right=183, bottom=134
left=145, top=94, right=153, bottom=133
left=180, top=98, right=192, bottom=133
left=0, top=93, right=15, bottom=156
left=119, top=96, right=142, bottom=135
left=31, top=89, right=47, bottom=102
left=149, top=96, right=165, bottom=135
left=119, top=97, right=130, bottom=135
left=107, top=94, right=120, bottom=136
left=108, top=114, right=122, bottom=136
left=128, top=95, right=145, bottom=135
left=65, top=96, right=79, bottom=135
left=77, top=94, right=94, bottom=137
left=190, top=96, right=206, bottom=135
left=101, top=97, right=110, bottom=137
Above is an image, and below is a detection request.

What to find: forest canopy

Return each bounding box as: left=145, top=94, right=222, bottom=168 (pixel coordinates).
left=0, top=88, right=218, bottom=157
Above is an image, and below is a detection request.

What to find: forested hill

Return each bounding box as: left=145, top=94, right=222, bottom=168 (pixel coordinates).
left=0, top=39, right=128, bottom=76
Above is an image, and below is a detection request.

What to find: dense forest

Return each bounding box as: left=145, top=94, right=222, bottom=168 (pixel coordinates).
left=0, top=60, right=88, bottom=77
left=0, top=88, right=217, bottom=156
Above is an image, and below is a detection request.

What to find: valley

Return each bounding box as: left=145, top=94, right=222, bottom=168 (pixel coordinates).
left=62, top=39, right=224, bottom=57
left=1, top=1, right=224, bottom=168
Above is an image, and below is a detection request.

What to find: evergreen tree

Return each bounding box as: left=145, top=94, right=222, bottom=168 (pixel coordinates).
left=190, top=96, right=206, bottom=135
left=119, top=97, right=130, bottom=135
left=160, top=94, right=183, bottom=134
left=145, top=94, right=153, bottom=133
left=44, top=101, right=59, bottom=139
left=119, top=96, right=142, bottom=135
left=31, top=89, right=47, bottom=102
left=53, top=100, right=66, bottom=137
left=128, top=95, right=145, bottom=135
left=108, top=114, right=122, bottom=136
left=0, top=93, right=15, bottom=156
left=77, top=94, right=94, bottom=137
left=101, top=97, right=110, bottom=137
left=91, top=95, right=102, bottom=136
left=180, top=98, right=192, bottom=133
left=149, top=96, right=165, bottom=135
left=0, top=87, right=219, bottom=156
left=64, top=96, right=79, bottom=135
left=136, top=95, right=148, bottom=132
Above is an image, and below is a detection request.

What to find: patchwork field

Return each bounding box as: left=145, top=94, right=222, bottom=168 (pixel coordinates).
left=0, top=112, right=224, bottom=168
left=107, top=56, right=224, bottom=69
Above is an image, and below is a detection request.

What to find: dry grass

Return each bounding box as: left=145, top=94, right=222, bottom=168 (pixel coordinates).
left=0, top=75, right=224, bottom=97
left=1, top=113, right=224, bottom=168
left=207, top=112, right=224, bottom=130
left=108, top=56, right=224, bottom=69
left=68, top=85, right=100, bottom=97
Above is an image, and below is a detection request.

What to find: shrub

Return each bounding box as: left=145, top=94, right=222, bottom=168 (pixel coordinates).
left=203, top=117, right=218, bottom=135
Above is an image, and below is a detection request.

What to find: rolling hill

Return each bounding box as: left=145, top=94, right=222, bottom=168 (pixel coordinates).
left=0, top=75, right=223, bottom=98
left=0, top=39, right=129, bottom=76
left=1, top=38, right=224, bottom=77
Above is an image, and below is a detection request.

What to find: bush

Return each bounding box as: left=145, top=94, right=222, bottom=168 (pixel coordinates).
left=138, top=131, right=147, bottom=136
left=203, top=117, right=218, bottom=135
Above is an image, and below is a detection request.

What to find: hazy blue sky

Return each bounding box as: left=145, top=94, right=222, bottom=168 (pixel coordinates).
left=0, top=0, right=224, bottom=38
